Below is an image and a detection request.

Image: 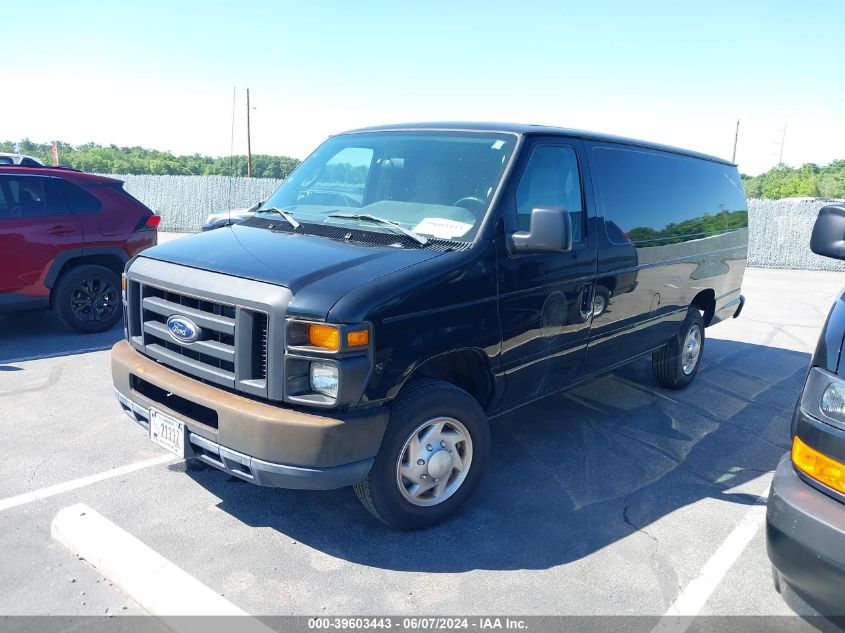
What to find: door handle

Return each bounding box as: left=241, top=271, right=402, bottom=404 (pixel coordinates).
left=46, top=225, right=76, bottom=235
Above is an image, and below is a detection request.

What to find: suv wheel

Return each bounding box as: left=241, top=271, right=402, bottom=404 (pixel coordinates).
left=53, top=265, right=122, bottom=334
left=353, top=379, right=490, bottom=530
left=652, top=308, right=705, bottom=389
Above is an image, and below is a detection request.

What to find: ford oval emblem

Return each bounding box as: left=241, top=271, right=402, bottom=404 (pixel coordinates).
left=166, top=315, right=201, bottom=344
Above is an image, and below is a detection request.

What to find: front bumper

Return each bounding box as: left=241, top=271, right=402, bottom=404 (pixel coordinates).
left=766, top=454, right=845, bottom=615
left=111, top=340, right=388, bottom=490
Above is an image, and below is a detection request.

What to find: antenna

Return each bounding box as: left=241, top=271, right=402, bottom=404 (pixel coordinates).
left=246, top=88, right=253, bottom=178
left=731, top=119, right=740, bottom=164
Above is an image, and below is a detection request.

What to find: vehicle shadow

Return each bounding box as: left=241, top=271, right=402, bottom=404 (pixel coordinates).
left=186, top=337, right=808, bottom=573
left=0, top=310, right=122, bottom=364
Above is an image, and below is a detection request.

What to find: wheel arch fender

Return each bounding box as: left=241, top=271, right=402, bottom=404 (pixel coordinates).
left=46, top=247, right=129, bottom=290
left=690, top=288, right=716, bottom=326
left=393, top=348, right=497, bottom=413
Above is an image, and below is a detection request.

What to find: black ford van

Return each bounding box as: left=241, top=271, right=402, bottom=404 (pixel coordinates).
left=767, top=204, right=845, bottom=615
left=111, top=123, right=748, bottom=529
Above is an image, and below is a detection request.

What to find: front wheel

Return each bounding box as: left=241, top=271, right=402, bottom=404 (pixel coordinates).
left=652, top=308, right=705, bottom=389
left=353, top=379, right=490, bottom=530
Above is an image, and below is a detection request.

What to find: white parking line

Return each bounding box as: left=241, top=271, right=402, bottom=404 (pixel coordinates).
left=0, top=454, right=174, bottom=512
left=52, top=504, right=273, bottom=632
left=651, top=480, right=771, bottom=633
left=0, top=344, right=115, bottom=364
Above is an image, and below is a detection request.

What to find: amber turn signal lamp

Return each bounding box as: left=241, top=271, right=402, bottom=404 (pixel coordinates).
left=308, top=324, right=340, bottom=350
left=792, top=435, right=845, bottom=495
left=347, top=329, right=369, bottom=347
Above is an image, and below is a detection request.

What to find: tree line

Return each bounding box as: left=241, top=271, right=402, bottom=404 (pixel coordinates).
left=4, top=139, right=844, bottom=200
left=741, top=160, right=845, bottom=199
left=627, top=210, right=748, bottom=245
left=0, top=139, right=301, bottom=179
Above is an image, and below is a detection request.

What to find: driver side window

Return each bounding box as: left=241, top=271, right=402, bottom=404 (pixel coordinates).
left=515, top=145, right=584, bottom=240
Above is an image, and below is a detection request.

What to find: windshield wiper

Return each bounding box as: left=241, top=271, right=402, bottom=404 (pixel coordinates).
left=327, top=213, right=428, bottom=245
left=257, top=206, right=300, bottom=229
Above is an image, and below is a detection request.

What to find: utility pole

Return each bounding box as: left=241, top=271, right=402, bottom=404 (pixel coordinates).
left=731, top=119, right=740, bottom=163
left=778, top=123, right=787, bottom=166
left=246, top=88, right=253, bottom=177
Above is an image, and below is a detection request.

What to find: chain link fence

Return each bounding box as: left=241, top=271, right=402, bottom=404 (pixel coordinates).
left=747, top=198, right=845, bottom=271
left=104, top=174, right=283, bottom=233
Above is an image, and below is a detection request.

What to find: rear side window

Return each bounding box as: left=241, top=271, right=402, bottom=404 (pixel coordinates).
left=591, top=146, right=747, bottom=246
left=53, top=178, right=102, bottom=213
left=0, top=175, right=70, bottom=218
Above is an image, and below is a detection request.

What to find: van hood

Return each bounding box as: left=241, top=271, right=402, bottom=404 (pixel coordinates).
left=140, top=224, right=443, bottom=319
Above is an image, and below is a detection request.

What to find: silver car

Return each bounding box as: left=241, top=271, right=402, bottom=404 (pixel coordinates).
left=0, top=152, right=44, bottom=166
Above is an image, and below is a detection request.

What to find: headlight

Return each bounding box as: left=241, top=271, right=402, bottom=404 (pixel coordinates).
left=801, top=367, right=845, bottom=431
left=310, top=362, right=339, bottom=399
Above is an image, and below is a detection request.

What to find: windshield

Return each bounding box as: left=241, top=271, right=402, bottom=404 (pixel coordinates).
left=259, top=130, right=517, bottom=243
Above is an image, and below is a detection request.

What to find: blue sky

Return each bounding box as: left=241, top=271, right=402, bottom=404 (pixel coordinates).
left=3, top=0, right=843, bottom=174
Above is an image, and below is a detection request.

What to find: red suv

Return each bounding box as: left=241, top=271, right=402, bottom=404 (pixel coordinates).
left=0, top=166, right=159, bottom=333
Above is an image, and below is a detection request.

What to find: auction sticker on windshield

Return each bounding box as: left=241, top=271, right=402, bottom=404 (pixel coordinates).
left=149, top=408, right=186, bottom=458
left=413, top=217, right=473, bottom=239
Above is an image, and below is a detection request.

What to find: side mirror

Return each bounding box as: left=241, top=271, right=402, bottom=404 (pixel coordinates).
left=811, top=205, right=845, bottom=261
left=512, top=207, right=572, bottom=254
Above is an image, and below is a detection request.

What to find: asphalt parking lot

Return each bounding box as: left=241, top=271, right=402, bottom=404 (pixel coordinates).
left=1, top=243, right=842, bottom=622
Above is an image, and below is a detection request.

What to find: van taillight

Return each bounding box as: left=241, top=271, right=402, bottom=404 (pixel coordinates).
left=135, top=214, right=161, bottom=231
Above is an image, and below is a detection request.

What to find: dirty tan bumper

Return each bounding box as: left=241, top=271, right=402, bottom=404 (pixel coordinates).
left=111, top=340, right=388, bottom=489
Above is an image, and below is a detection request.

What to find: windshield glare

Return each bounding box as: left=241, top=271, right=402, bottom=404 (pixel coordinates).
left=259, top=131, right=516, bottom=242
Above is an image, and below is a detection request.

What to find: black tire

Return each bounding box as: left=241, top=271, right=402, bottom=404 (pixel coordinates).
left=593, top=285, right=611, bottom=317
left=652, top=308, right=705, bottom=390
left=53, top=264, right=122, bottom=334
left=353, top=379, right=490, bottom=530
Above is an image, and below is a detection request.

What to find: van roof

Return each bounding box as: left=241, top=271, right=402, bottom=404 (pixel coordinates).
left=342, top=121, right=735, bottom=166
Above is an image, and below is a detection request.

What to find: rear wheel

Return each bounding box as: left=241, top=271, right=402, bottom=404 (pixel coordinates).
left=53, top=265, right=122, bottom=334
left=652, top=308, right=705, bottom=389
left=593, top=285, right=611, bottom=317
left=353, top=379, right=490, bottom=530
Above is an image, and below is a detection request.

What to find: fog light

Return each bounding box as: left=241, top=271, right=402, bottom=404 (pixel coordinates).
left=310, top=362, right=339, bottom=399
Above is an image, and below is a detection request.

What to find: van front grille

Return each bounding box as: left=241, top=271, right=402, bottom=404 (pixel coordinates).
left=124, top=258, right=292, bottom=401
left=128, top=282, right=269, bottom=393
